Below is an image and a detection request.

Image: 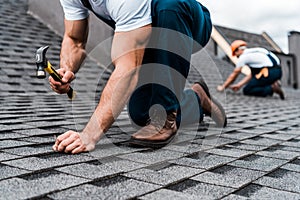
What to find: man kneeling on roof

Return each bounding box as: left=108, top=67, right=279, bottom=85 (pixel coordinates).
left=217, top=40, right=285, bottom=100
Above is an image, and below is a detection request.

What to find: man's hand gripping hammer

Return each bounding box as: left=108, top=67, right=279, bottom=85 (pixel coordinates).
left=36, top=46, right=76, bottom=100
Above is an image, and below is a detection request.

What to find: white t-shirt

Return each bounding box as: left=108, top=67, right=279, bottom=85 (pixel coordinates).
left=236, top=47, right=280, bottom=69
left=60, top=0, right=152, bottom=32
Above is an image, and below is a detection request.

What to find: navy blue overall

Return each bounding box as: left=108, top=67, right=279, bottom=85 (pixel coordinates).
left=128, top=0, right=212, bottom=127
left=82, top=0, right=212, bottom=127
left=243, top=54, right=282, bottom=97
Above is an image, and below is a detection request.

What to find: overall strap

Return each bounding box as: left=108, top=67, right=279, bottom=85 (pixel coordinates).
left=267, top=52, right=279, bottom=67
left=80, top=0, right=115, bottom=29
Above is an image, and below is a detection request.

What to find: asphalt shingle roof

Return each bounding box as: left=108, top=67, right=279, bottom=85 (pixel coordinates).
left=1, top=1, right=300, bottom=199
left=214, top=25, right=277, bottom=51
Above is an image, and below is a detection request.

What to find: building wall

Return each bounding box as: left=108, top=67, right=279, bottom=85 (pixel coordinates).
left=277, top=54, right=297, bottom=88
left=289, top=31, right=300, bottom=89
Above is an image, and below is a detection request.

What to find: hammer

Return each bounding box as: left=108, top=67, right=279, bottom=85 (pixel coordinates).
left=36, top=46, right=76, bottom=100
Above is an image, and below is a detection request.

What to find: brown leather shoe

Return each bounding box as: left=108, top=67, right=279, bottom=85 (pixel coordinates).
left=192, top=80, right=227, bottom=127
left=272, top=81, right=285, bottom=100
left=129, top=111, right=177, bottom=148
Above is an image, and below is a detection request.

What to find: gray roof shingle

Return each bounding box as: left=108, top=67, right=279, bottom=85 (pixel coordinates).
left=215, top=25, right=277, bottom=51
left=0, top=0, right=300, bottom=199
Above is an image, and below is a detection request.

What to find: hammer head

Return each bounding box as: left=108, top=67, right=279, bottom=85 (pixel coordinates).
left=35, top=46, right=49, bottom=79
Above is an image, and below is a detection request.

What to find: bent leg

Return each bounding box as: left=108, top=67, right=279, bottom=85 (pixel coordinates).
left=144, top=0, right=212, bottom=118
left=129, top=0, right=212, bottom=128
left=243, top=79, right=273, bottom=97
left=128, top=84, right=152, bottom=127
left=243, top=68, right=282, bottom=97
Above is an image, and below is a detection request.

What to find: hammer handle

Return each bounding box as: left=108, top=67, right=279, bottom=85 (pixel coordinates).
left=67, top=87, right=75, bottom=99
left=45, top=61, right=76, bottom=100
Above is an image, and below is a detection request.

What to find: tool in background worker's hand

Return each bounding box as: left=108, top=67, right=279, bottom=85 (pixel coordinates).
left=35, top=46, right=76, bottom=100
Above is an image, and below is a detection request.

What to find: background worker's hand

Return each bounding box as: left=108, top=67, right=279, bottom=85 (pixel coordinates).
left=217, top=85, right=225, bottom=92
left=229, top=84, right=241, bottom=92
left=49, top=68, right=75, bottom=94
left=52, top=130, right=95, bottom=154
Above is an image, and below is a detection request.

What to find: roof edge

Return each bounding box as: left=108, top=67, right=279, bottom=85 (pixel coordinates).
left=261, top=31, right=283, bottom=53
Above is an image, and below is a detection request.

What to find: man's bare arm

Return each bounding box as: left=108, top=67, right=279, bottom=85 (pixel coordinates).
left=50, top=18, right=89, bottom=94
left=60, top=18, right=89, bottom=73
left=82, top=24, right=152, bottom=141
left=53, top=24, right=152, bottom=153
left=217, top=67, right=242, bottom=92
left=229, top=73, right=252, bottom=92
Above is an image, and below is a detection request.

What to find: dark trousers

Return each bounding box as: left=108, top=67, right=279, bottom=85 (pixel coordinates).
left=243, top=67, right=282, bottom=97
left=128, top=0, right=212, bottom=126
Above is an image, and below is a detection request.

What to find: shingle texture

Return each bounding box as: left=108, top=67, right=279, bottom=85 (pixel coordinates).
left=1, top=1, right=300, bottom=199
left=215, top=25, right=277, bottom=51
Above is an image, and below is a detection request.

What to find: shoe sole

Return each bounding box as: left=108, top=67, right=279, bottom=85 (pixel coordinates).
left=195, top=79, right=211, bottom=98
left=278, top=88, right=285, bottom=100
left=275, top=81, right=285, bottom=100
left=279, top=92, right=285, bottom=100
left=195, top=80, right=227, bottom=127
left=128, top=133, right=177, bottom=148
left=211, top=96, right=227, bottom=127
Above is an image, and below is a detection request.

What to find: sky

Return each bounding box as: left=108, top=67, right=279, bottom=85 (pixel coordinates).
left=200, top=0, right=300, bottom=53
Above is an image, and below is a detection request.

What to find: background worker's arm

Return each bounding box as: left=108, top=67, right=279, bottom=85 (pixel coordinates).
left=53, top=24, right=152, bottom=154
left=217, top=67, right=242, bottom=92
left=49, top=18, right=89, bottom=94
left=229, top=73, right=252, bottom=92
